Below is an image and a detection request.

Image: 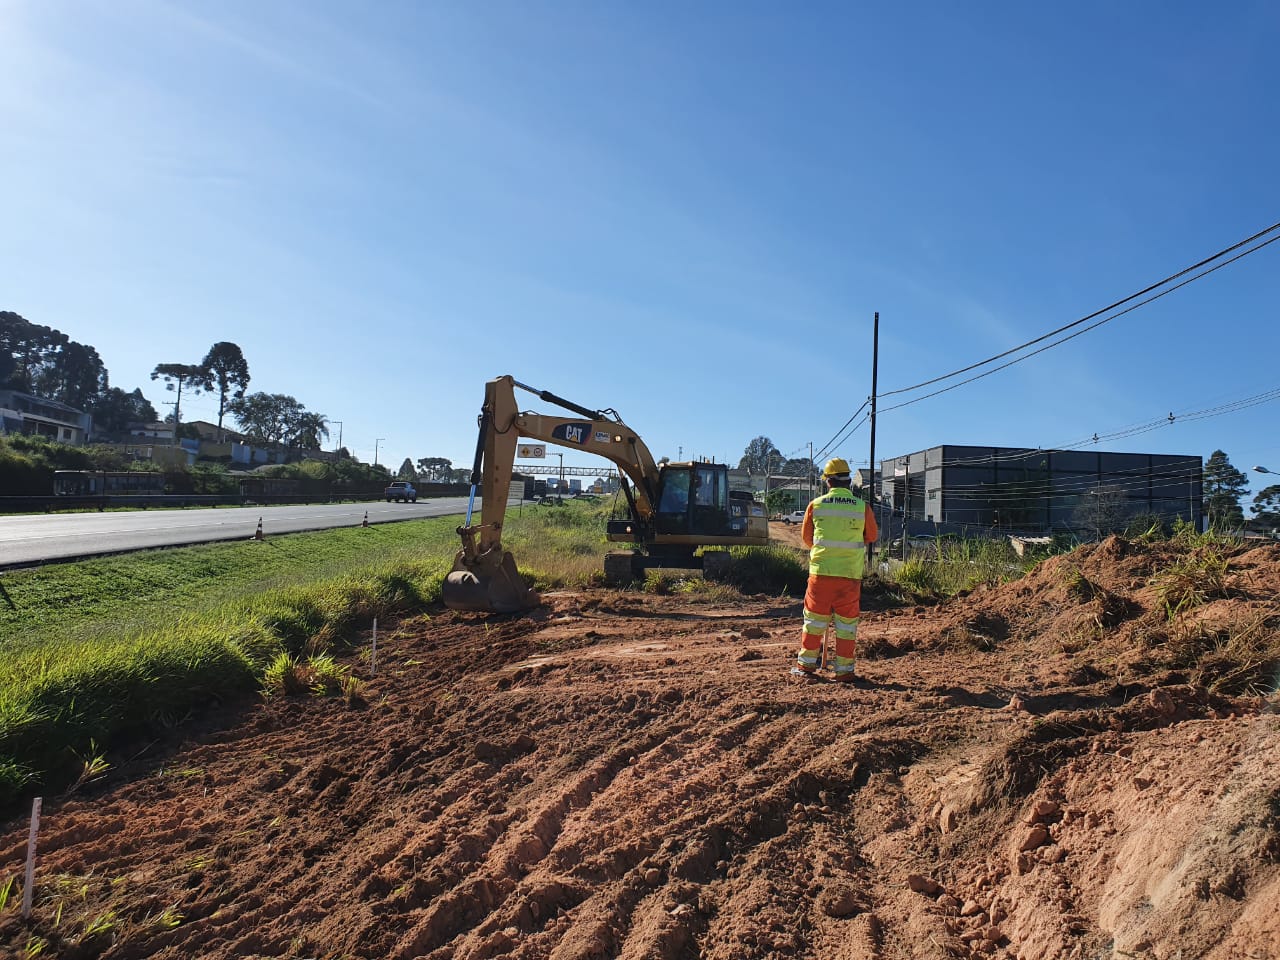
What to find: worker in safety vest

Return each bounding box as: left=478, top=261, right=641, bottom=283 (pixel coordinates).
left=791, top=457, right=878, bottom=682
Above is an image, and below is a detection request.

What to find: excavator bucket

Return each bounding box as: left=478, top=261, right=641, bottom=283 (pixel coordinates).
left=442, top=547, right=540, bottom=614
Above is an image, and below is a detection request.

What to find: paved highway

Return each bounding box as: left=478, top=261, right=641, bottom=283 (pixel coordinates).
left=0, top=498, right=488, bottom=569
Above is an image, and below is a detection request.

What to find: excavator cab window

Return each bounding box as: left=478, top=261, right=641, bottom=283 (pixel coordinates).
left=656, top=465, right=732, bottom=536
left=655, top=467, right=692, bottom=534
left=691, top=465, right=730, bottom=536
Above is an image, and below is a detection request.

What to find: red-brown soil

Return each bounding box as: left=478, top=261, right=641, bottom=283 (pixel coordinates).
left=3, top=536, right=1278, bottom=959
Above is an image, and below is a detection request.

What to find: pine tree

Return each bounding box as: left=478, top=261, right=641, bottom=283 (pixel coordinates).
left=1203, top=450, right=1248, bottom=530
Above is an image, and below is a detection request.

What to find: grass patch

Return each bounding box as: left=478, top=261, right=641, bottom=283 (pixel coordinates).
left=1151, top=545, right=1232, bottom=618
left=721, top=544, right=808, bottom=596
left=886, top=537, right=1039, bottom=598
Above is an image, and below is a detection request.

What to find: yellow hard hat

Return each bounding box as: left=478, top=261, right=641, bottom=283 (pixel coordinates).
left=822, top=457, right=851, bottom=478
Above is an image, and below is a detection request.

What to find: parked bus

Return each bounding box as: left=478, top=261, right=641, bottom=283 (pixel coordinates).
left=53, top=470, right=166, bottom=496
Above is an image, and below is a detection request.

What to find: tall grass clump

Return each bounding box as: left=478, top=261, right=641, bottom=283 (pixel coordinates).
left=0, top=628, right=259, bottom=800
left=720, top=545, right=808, bottom=596
left=886, top=537, right=1036, bottom=598
left=1149, top=528, right=1234, bottom=618
left=503, top=497, right=619, bottom=588
left=260, top=652, right=355, bottom=698
left=1151, top=548, right=1231, bottom=618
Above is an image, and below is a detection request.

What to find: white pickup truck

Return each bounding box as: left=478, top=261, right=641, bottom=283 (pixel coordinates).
left=384, top=481, right=418, bottom=503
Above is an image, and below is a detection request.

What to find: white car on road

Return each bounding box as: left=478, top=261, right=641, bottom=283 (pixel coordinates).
left=783, top=510, right=806, bottom=525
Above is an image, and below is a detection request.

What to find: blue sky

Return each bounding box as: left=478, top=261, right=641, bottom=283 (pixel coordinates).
left=3, top=1, right=1278, bottom=498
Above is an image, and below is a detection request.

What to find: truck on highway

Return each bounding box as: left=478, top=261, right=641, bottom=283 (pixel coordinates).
left=384, top=481, right=418, bottom=502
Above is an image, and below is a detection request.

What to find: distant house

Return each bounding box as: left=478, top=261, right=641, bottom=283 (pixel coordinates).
left=130, top=421, right=176, bottom=442
left=0, top=389, right=93, bottom=445
left=186, top=420, right=246, bottom=443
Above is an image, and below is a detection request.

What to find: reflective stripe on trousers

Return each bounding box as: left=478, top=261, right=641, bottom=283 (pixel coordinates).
left=796, top=574, right=861, bottom=673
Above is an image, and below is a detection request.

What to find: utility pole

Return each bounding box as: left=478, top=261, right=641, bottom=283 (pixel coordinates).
left=809, top=440, right=814, bottom=505
left=374, top=438, right=384, bottom=467
left=162, top=401, right=178, bottom=445
left=868, top=311, right=880, bottom=565
left=332, top=421, right=343, bottom=453
left=902, top=456, right=909, bottom=562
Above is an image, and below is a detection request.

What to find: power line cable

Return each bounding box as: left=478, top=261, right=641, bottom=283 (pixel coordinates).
left=876, top=234, right=1280, bottom=416
left=827, top=413, right=871, bottom=462
left=879, top=221, right=1280, bottom=400
left=813, top=399, right=869, bottom=463
left=905, top=383, right=1279, bottom=470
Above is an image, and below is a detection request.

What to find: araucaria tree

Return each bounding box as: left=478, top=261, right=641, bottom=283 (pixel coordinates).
left=198, top=342, right=250, bottom=439
left=1203, top=450, right=1248, bottom=530
left=416, top=457, right=454, bottom=481
left=150, top=363, right=205, bottom=427
left=1, top=310, right=108, bottom=408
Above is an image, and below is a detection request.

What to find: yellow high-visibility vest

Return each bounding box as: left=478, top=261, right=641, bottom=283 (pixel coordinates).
left=809, top=488, right=867, bottom=579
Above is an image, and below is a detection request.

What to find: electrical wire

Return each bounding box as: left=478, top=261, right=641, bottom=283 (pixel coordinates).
left=888, top=385, right=1279, bottom=474
left=794, top=226, right=1279, bottom=482
left=876, top=234, right=1280, bottom=416
left=879, top=221, right=1280, bottom=400
left=813, top=399, right=870, bottom=463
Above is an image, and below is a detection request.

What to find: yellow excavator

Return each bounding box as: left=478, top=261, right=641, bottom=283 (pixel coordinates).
left=441, top=375, right=770, bottom=613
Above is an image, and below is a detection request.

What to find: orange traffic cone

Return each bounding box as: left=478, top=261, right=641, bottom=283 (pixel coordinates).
left=362, top=511, right=369, bottom=528
left=254, top=517, right=264, bottom=541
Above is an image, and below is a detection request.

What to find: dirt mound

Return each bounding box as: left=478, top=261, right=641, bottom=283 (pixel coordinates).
left=2, top=540, right=1278, bottom=959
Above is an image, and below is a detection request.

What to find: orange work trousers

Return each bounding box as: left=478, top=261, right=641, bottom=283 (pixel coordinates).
left=796, top=574, right=861, bottom=676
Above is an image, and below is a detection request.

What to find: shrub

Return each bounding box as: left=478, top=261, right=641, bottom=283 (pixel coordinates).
left=1151, top=547, right=1231, bottom=617
left=721, top=545, right=808, bottom=596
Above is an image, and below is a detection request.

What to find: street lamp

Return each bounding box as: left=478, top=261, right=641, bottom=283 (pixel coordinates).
left=1254, top=466, right=1273, bottom=474
left=332, top=421, right=343, bottom=453
left=374, top=438, right=385, bottom=467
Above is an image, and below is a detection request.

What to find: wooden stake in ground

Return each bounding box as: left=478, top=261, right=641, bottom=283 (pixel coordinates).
left=371, top=618, right=378, bottom=676
left=22, top=797, right=41, bottom=919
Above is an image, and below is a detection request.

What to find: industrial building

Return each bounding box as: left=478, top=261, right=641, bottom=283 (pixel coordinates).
left=879, top=445, right=1202, bottom=535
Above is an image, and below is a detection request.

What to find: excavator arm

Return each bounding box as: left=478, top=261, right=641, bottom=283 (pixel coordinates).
left=443, top=375, right=663, bottom=613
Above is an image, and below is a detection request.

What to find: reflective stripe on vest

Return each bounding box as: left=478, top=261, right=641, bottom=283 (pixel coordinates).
left=809, top=489, right=866, bottom=579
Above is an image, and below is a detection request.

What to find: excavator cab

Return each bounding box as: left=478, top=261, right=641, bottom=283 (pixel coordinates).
left=651, top=463, right=731, bottom=537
